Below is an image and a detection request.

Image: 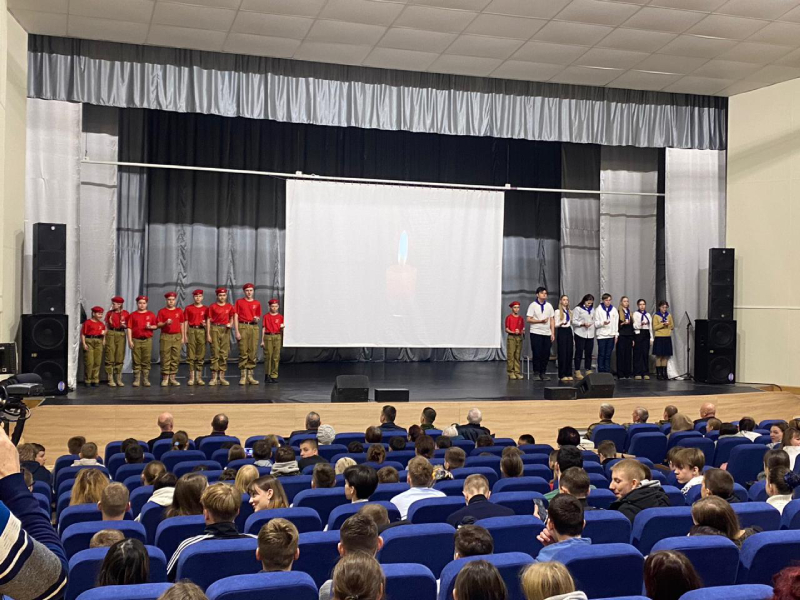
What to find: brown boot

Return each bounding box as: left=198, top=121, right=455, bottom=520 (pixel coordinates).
left=161, top=375, right=169, bottom=387
left=169, top=374, right=180, bottom=386
left=108, top=374, right=117, bottom=387
left=132, top=372, right=141, bottom=387
left=116, top=370, right=125, bottom=387
left=188, top=371, right=196, bottom=386
left=219, top=371, right=230, bottom=386
left=574, top=370, right=584, bottom=380
left=239, top=370, right=247, bottom=386
left=247, top=369, right=259, bottom=385
left=142, top=371, right=151, bottom=387
left=209, top=372, right=219, bottom=386
left=195, top=371, right=205, bottom=386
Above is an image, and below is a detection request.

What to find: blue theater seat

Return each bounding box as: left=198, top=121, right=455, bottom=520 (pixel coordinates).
left=727, top=445, right=769, bottom=485
left=107, top=452, right=154, bottom=479
left=582, top=451, right=601, bottom=463
left=245, top=507, right=323, bottom=534
left=475, top=515, right=544, bottom=557
left=281, top=475, right=313, bottom=503
left=586, top=488, right=617, bottom=509
left=227, top=459, right=257, bottom=471
left=333, top=433, right=365, bottom=446
left=176, top=537, right=259, bottom=590
left=583, top=462, right=605, bottom=476
left=34, top=492, right=50, bottom=515
left=624, top=423, right=660, bottom=451
left=62, top=520, right=147, bottom=558
left=686, top=482, right=748, bottom=505
left=520, top=453, right=550, bottom=467
left=378, top=523, right=456, bottom=577
left=105, top=441, right=149, bottom=465
left=173, top=460, right=223, bottom=478
left=714, top=437, right=753, bottom=467
left=627, top=433, right=668, bottom=464
left=583, top=510, right=632, bottom=544
left=295, top=530, right=341, bottom=588
left=490, top=491, right=546, bottom=515
left=154, top=515, right=206, bottom=564
left=59, top=505, right=103, bottom=534
left=139, top=501, right=169, bottom=545
left=75, top=583, right=172, bottom=600
left=666, top=431, right=702, bottom=450
left=669, top=436, right=715, bottom=466
left=211, top=448, right=231, bottom=467
left=55, top=454, right=80, bottom=478
left=518, top=444, right=553, bottom=455
left=318, top=444, right=349, bottom=462
left=386, top=450, right=416, bottom=467
left=561, top=543, right=644, bottom=599
left=732, top=502, right=781, bottom=531
left=67, top=545, right=167, bottom=600
left=381, top=430, right=408, bottom=444
left=151, top=438, right=195, bottom=460
left=383, top=563, right=437, bottom=600
left=327, top=502, right=400, bottom=530
left=631, top=507, right=693, bottom=555
left=749, top=480, right=768, bottom=502
left=680, top=585, right=773, bottom=600
left=115, top=463, right=150, bottom=484
left=370, top=483, right=410, bottom=502
left=452, top=467, right=498, bottom=488
left=161, top=450, right=206, bottom=472
left=759, top=419, right=787, bottom=430
left=407, top=496, right=465, bottom=524
left=437, top=552, right=533, bottom=600
left=293, top=488, right=348, bottom=526
left=33, top=479, right=52, bottom=502
left=737, top=530, right=800, bottom=584
left=198, top=436, right=241, bottom=459
left=588, top=473, right=609, bottom=489
left=434, top=479, right=468, bottom=496
left=651, top=535, right=739, bottom=586
left=591, top=425, right=627, bottom=450
left=662, top=485, right=686, bottom=507
left=205, top=572, right=318, bottom=600
left=288, top=433, right=317, bottom=446
left=469, top=446, right=506, bottom=457
left=130, top=486, right=154, bottom=517
left=465, top=456, right=501, bottom=477
left=492, top=476, right=550, bottom=495
left=521, top=464, right=552, bottom=479
left=781, top=500, right=800, bottom=530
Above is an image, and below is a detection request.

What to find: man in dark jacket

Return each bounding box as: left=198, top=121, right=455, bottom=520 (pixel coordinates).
left=609, top=459, right=670, bottom=522
left=289, top=411, right=321, bottom=439
left=297, top=439, right=329, bottom=471
left=378, top=405, right=404, bottom=431
left=194, top=413, right=229, bottom=446
left=456, top=408, right=491, bottom=442
left=147, top=412, right=175, bottom=451
left=18, top=444, right=51, bottom=486
left=447, top=474, right=514, bottom=527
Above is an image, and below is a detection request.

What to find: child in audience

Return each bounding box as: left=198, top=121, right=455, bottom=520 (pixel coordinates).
left=251, top=440, right=273, bottom=468
left=18, top=443, right=51, bottom=485
left=766, top=467, right=800, bottom=514
left=234, top=465, right=259, bottom=495
left=320, top=514, right=384, bottom=600
left=72, top=442, right=100, bottom=466
left=390, top=457, right=445, bottom=519
left=138, top=473, right=176, bottom=520
left=68, top=436, right=86, bottom=455
left=377, top=466, right=399, bottom=483
left=643, top=550, right=702, bottom=600
left=701, top=468, right=739, bottom=503
left=227, top=445, right=246, bottom=463
left=218, top=468, right=236, bottom=482
left=165, top=473, right=208, bottom=518
left=521, top=562, right=587, bottom=600
left=257, top=518, right=299, bottom=572
left=157, top=582, right=208, bottom=600
left=335, top=457, right=357, bottom=475
left=366, top=444, right=386, bottom=465
left=359, top=503, right=391, bottom=532
left=248, top=474, right=289, bottom=512
left=70, top=468, right=110, bottom=506
left=90, top=529, right=126, bottom=548
left=331, top=553, right=385, bottom=600
left=690, top=496, right=760, bottom=547
left=761, top=448, right=791, bottom=481
left=171, top=431, right=190, bottom=451
left=453, top=525, right=494, bottom=559
left=312, top=463, right=336, bottom=489
left=454, top=560, right=508, bottom=600
left=518, top=434, right=535, bottom=446
left=434, top=447, right=466, bottom=482
left=388, top=437, right=406, bottom=452
left=271, top=446, right=300, bottom=477
left=500, top=453, right=524, bottom=478
left=97, top=539, right=150, bottom=586
left=534, top=495, right=590, bottom=562
left=672, top=448, right=705, bottom=495
left=705, top=418, right=722, bottom=434
left=415, top=435, right=435, bottom=459
left=596, top=440, right=618, bottom=465
left=436, top=436, right=453, bottom=449
left=557, top=467, right=597, bottom=512
left=609, top=459, right=669, bottom=522
left=98, top=483, right=130, bottom=520
left=344, top=465, right=379, bottom=503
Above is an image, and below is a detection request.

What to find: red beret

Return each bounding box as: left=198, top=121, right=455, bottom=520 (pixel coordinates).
left=192, top=289, right=204, bottom=296
left=164, top=292, right=177, bottom=299
left=136, top=295, right=148, bottom=302
left=242, top=283, right=255, bottom=290
left=111, top=296, right=124, bottom=304
left=91, top=306, right=104, bottom=314
left=509, top=301, right=520, bottom=308
left=268, top=298, right=279, bottom=305
left=215, top=287, right=227, bottom=294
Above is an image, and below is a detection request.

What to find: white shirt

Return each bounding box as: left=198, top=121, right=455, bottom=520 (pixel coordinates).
left=767, top=494, right=793, bottom=514
left=633, top=311, right=653, bottom=339
left=554, top=307, right=572, bottom=329
left=390, top=486, right=446, bottom=520
left=786, top=447, right=800, bottom=470
left=571, top=306, right=595, bottom=339
left=680, top=476, right=704, bottom=495
left=736, top=431, right=761, bottom=442
left=526, top=301, right=555, bottom=336
left=594, top=305, right=619, bottom=339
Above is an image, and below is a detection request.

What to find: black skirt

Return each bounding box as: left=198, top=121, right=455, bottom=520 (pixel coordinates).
left=652, top=336, right=673, bottom=357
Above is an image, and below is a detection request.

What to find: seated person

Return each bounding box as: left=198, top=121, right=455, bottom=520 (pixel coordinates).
left=319, top=514, right=383, bottom=600
left=535, top=494, right=590, bottom=562
left=344, top=465, right=379, bottom=503
left=248, top=475, right=289, bottom=512
left=335, top=457, right=357, bottom=475
left=147, top=412, right=174, bottom=451
left=194, top=413, right=229, bottom=447
left=18, top=443, right=51, bottom=485
left=689, top=496, right=760, bottom=547
left=290, top=411, right=321, bottom=438
left=669, top=413, right=695, bottom=436
left=442, top=425, right=465, bottom=442
left=518, top=434, right=535, bottom=446
left=706, top=418, right=722, bottom=434
left=227, top=445, right=246, bottom=463
left=500, top=453, right=524, bottom=478
left=609, top=459, right=669, bottom=522
left=257, top=518, right=299, bottom=572
left=390, top=457, right=446, bottom=520
left=766, top=467, right=800, bottom=514
left=271, top=446, right=300, bottom=477
left=672, top=448, right=704, bottom=495
left=388, top=437, right=406, bottom=452
left=317, top=424, right=336, bottom=446
left=625, top=407, right=649, bottom=427
left=98, top=538, right=149, bottom=587
left=377, top=466, right=399, bottom=484
left=701, top=468, right=739, bottom=503
left=311, top=463, right=336, bottom=489
left=557, top=467, right=597, bottom=512
left=558, top=426, right=594, bottom=451
left=521, top=561, right=587, bottom=600
left=414, top=435, right=435, bottom=460
left=454, top=524, right=494, bottom=559
left=125, top=444, right=144, bottom=464
left=420, top=407, right=437, bottom=431
left=98, top=483, right=130, bottom=521
left=72, top=442, right=101, bottom=466
left=718, top=423, right=739, bottom=439
left=761, top=448, right=791, bottom=482
left=364, top=427, right=382, bottom=444
left=584, top=403, right=617, bottom=439
left=378, top=405, right=404, bottom=431
left=251, top=439, right=273, bottom=468
left=436, top=436, right=452, bottom=449
left=298, top=439, right=329, bottom=470
left=22, top=468, right=33, bottom=492
left=736, top=417, right=761, bottom=441
left=476, top=435, right=494, bottom=448
left=434, top=447, right=466, bottom=481
left=659, top=405, right=678, bottom=426
left=694, top=402, right=716, bottom=426
left=167, top=483, right=255, bottom=579
left=544, top=446, right=583, bottom=500
left=457, top=408, right=491, bottom=442
left=447, top=474, right=514, bottom=527
left=90, top=529, right=126, bottom=548
left=408, top=425, right=422, bottom=443
left=359, top=503, right=392, bottom=532
left=596, top=440, right=631, bottom=465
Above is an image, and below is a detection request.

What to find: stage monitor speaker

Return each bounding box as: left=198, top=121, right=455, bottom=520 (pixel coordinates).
left=574, top=372, right=615, bottom=399
left=544, top=386, right=577, bottom=400
left=375, top=388, right=409, bottom=403
left=331, top=374, right=369, bottom=403
left=0, top=343, right=16, bottom=375
left=20, top=314, right=68, bottom=395
left=32, top=223, right=67, bottom=314
left=708, top=248, right=734, bottom=320
left=694, top=319, right=736, bottom=384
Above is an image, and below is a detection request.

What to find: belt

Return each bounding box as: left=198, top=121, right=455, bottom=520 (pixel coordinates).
left=134, top=336, right=151, bottom=340
left=264, top=332, right=281, bottom=336
left=189, top=325, right=205, bottom=329
left=211, top=323, right=229, bottom=328
left=85, top=335, right=103, bottom=339
left=240, top=321, right=257, bottom=325
left=109, top=328, right=125, bottom=332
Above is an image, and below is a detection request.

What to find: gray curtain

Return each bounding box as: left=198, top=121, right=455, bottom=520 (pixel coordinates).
left=29, top=35, right=727, bottom=151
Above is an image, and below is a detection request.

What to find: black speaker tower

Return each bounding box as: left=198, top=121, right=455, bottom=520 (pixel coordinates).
left=32, top=223, right=67, bottom=314
left=20, top=314, right=68, bottom=395
left=695, top=248, right=737, bottom=384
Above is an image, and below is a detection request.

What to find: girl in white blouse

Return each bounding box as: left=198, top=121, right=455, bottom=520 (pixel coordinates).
left=593, top=293, right=619, bottom=374
left=555, top=295, right=574, bottom=382
left=632, top=298, right=653, bottom=380
left=571, top=294, right=595, bottom=380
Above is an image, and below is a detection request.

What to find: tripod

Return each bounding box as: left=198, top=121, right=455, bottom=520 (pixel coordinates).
left=677, top=311, right=694, bottom=381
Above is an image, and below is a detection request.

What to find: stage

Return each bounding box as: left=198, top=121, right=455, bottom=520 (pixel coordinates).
left=53, top=361, right=760, bottom=406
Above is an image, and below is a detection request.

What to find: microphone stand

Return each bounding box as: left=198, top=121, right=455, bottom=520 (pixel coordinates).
left=678, top=311, right=693, bottom=381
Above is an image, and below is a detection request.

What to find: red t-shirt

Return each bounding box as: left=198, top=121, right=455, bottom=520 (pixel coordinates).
left=505, top=314, right=525, bottom=334
left=129, top=311, right=156, bottom=339
left=157, top=307, right=184, bottom=334
left=235, top=299, right=262, bottom=323
left=185, top=305, right=208, bottom=327
left=82, top=319, right=106, bottom=337
left=105, top=310, right=129, bottom=330
left=263, top=313, right=284, bottom=334
left=208, top=303, right=235, bottom=326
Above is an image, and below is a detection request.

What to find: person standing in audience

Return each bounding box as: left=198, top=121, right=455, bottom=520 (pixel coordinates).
left=447, top=474, right=514, bottom=527
left=609, top=459, right=669, bottom=522
left=766, top=467, right=800, bottom=514
left=454, top=560, right=508, bottom=600
left=344, top=465, right=379, bottom=503
left=672, top=448, right=704, bottom=496
left=632, top=299, right=652, bottom=380
left=234, top=283, right=261, bottom=386
left=616, top=296, right=634, bottom=380
left=643, top=550, right=702, bottom=600
left=320, top=514, right=384, bottom=600
left=521, top=561, right=587, bottom=600
left=505, top=301, right=525, bottom=380
left=534, top=495, right=590, bottom=562
left=184, top=289, right=208, bottom=386
left=257, top=518, right=299, bottom=572
left=262, top=298, right=284, bottom=384
left=157, top=292, right=185, bottom=387
left=453, top=525, right=494, bottom=558
left=330, top=552, right=385, bottom=600
left=593, top=293, right=618, bottom=374
left=248, top=475, right=289, bottom=512
left=165, top=473, right=208, bottom=518
left=97, top=538, right=150, bottom=586
left=104, top=296, right=129, bottom=388
left=555, top=295, right=574, bottom=382
left=652, top=300, right=674, bottom=380
left=298, top=439, right=329, bottom=470
left=127, top=295, right=157, bottom=388
left=207, top=287, right=235, bottom=386
left=81, top=306, right=106, bottom=387
left=390, top=457, right=446, bottom=520
left=526, top=286, right=555, bottom=381
left=572, top=294, right=595, bottom=380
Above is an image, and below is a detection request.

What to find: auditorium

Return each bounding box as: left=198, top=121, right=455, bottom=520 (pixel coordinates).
left=2, top=1, right=800, bottom=599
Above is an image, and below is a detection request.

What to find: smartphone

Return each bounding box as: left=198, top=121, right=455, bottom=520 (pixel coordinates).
left=244, top=447, right=253, bottom=458
left=533, top=498, right=548, bottom=523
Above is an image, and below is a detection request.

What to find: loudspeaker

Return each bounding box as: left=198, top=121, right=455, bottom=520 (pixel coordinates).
left=375, top=389, right=410, bottom=403
left=331, top=374, right=369, bottom=403
left=574, top=372, right=615, bottom=399
left=544, top=386, right=578, bottom=400
left=32, top=223, right=67, bottom=314
left=708, top=248, right=734, bottom=320
left=20, top=314, right=68, bottom=395
left=0, top=344, right=16, bottom=375
left=694, top=319, right=736, bottom=384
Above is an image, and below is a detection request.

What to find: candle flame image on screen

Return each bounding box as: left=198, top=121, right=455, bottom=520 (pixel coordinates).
left=386, top=230, right=417, bottom=316
left=398, top=230, right=408, bottom=266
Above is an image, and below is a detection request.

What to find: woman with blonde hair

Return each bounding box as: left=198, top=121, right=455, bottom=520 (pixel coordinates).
left=335, top=457, right=357, bottom=475
left=669, top=413, right=694, bottom=436
left=521, top=562, right=587, bottom=600
left=234, top=464, right=259, bottom=495
left=164, top=472, right=207, bottom=518
left=70, top=468, right=110, bottom=505
left=248, top=474, right=289, bottom=512
left=554, top=295, right=574, bottom=382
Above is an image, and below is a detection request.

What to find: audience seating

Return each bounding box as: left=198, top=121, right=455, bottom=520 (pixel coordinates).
left=67, top=545, right=167, bottom=600
left=464, top=456, right=501, bottom=477
left=140, top=501, right=169, bottom=544
left=407, top=496, right=465, bottom=524
left=205, top=572, right=318, bottom=600
left=737, top=530, right=800, bottom=584
left=174, top=460, right=223, bottom=478
left=731, top=502, right=781, bottom=531
left=33, top=479, right=52, bottom=501
left=449, top=440, right=475, bottom=452
left=781, top=500, right=800, bottom=530
left=288, top=433, right=316, bottom=446
left=75, top=583, right=172, bottom=600
left=714, top=438, right=753, bottom=467
left=626, top=433, right=668, bottom=464
left=176, top=537, right=259, bottom=590
left=383, top=563, right=437, bottom=600
left=361, top=460, right=404, bottom=472
left=379, top=523, right=456, bottom=578
left=475, top=515, right=544, bottom=557
left=62, top=520, right=147, bottom=558
left=161, top=450, right=206, bottom=472
left=327, top=501, right=400, bottom=530
left=105, top=441, right=149, bottom=464
left=651, top=536, right=739, bottom=587
left=152, top=438, right=196, bottom=459
left=293, top=488, right=348, bottom=526
left=519, top=453, right=548, bottom=466
left=198, top=436, right=241, bottom=460
left=662, top=485, right=686, bottom=507
left=295, top=530, right=341, bottom=588
left=107, top=452, right=155, bottom=479
left=673, top=436, right=716, bottom=466
left=123, top=474, right=145, bottom=492
left=235, top=495, right=254, bottom=532
left=519, top=444, right=553, bottom=455
left=245, top=507, right=322, bottom=535
left=381, top=430, right=408, bottom=444
left=130, top=486, right=154, bottom=518
left=370, top=483, right=410, bottom=502
left=631, top=507, right=693, bottom=555
left=490, top=491, right=546, bottom=515
left=437, top=552, right=533, bottom=600
left=451, top=467, right=498, bottom=487
left=582, top=451, right=601, bottom=463
left=333, top=433, right=364, bottom=446
left=386, top=450, right=416, bottom=467
left=694, top=422, right=708, bottom=434
left=154, top=515, right=206, bottom=563
left=521, top=464, right=552, bottom=479
left=317, top=444, right=348, bottom=462
left=583, top=510, right=632, bottom=544
left=588, top=473, right=609, bottom=489
left=59, top=505, right=104, bottom=534
left=561, top=543, right=644, bottom=599
left=582, top=462, right=605, bottom=476
left=754, top=435, right=771, bottom=445
left=211, top=448, right=232, bottom=467
left=749, top=480, right=768, bottom=502
left=591, top=425, right=628, bottom=450
left=281, top=476, right=314, bottom=503
left=34, top=492, right=50, bottom=515
left=115, top=463, right=150, bottom=483
left=667, top=431, right=702, bottom=450
left=759, top=419, right=786, bottom=430
left=624, top=424, right=660, bottom=451
left=727, top=445, right=769, bottom=485
left=58, top=478, right=78, bottom=498
left=55, top=454, right=80, bottom=477
left=56, top=465, right=110, bottom=489
left=686, top=482, right=748, bottom=505
left=680, top=585, right=774, bottom=600
left=492, top=476, right=550, bottom=495
left=432, top=479, right=466, bottom=497
left=706, top=430, right=720, bottom=442
left=586, top=489, right=617, bottom=510
left=469, top=446, right=506, bottom=457
left=227, top=458, right=257, bottom=471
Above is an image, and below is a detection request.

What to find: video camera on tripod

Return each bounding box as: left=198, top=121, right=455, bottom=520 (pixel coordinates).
left=0, top=373, right=43, bottom=445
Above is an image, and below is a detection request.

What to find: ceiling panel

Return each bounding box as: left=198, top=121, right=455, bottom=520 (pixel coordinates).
left=230, top=12, right=314, bottom=39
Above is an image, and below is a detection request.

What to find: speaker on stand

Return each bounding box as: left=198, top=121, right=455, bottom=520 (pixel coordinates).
left=694, top=248, right=737, bottom=384
left=32, top=223, right=66, bottom=314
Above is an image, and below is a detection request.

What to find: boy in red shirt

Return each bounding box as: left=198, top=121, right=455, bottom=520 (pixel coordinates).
left=261, top=298, right=285, bottom=384
left=126, top=296, right=157, bottom=387
left=184, top=289, right=208, bottom=386
left=81, top=306, right=106, bottom=386
left=207, top=287, right=235, bottom=386
left=505, top=301, right=525, bottom=380
left=235, top=283, right=261, bottom=386
left=104, top=296, right=129, bottom=387
left=157, top=292, right=186, bottom=387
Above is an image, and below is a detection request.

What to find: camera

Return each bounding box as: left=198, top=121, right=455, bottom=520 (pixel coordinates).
left=0, top=374, right=41, bottom=444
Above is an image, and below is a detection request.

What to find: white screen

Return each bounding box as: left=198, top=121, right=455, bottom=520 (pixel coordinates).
left=284, top=180, right=504, bottom=348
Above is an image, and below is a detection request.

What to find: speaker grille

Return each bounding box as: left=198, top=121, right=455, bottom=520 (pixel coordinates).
left=709, top=321, right=736, bottom=349
left=707, top=355, right=734, bottom=384
left=31, top=317, right=67, bottom=349
left=21, top=314, right=68, bottom=395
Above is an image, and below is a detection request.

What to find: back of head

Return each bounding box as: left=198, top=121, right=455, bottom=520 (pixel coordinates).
left=703, top=468, right=734, bottom=498
left=120, top=438, right=139, bottom=455
left=557, top=446, right=583, bottom=472
left=599, top=403, right=615, bottom=420
left=548, top=494, right=584, bottom=537
left=673, top=447, right=705, bottom=471
left=306, top=411, right=321, bottom=430
left=445, top=447, right=466, bottom=469
left=463, top=474, right=490, bottom=498
left=437, top=436, right=453, bottom=449
left=142, top=460, right=167, bottom=486
left=388, top=436, right=406, bottom=452
left=644, top=550, right=702, bottom=600
left=454, top=524, right=494, bottom=558
left=228, top=445, right=246, bottom=462
left=345, top=465, right=379, bottom=500
left=670, top=413, right=694, bottom=433
left=100, top=483, right=130, bottom=518
left=691, top=496, right=740, bottom=540
left=408, top=424, right=422, bottom=442
left=81, top=442, right=98, bottom=459
left=90, top=529, right=126, bottom=549
left=18, top=443, right=37, bottom=463
left=125, top=444, right=144, bottom=464
left=335, top=457, right=357, bottom=475
left=454, top=560, right=508, bottom=600
left=467, top=408, right=482, bottom=425
left=556, top=427, right=580, bottom=447
left=252, top=439, right=271, bottom=461
left=634, top=407, right=649, bottom=422
left=382, top=405, right=397, bottom=423
left=377, top=466, right=399, bottom=483
left=332, top=552, right=384, bottom=600
left=71, top=468, right=110, bottom=505
left=275, top=446, right=295, bottom=463
left=167, top=472, right=208, bottom=517
left=258, top=518, right=299, bottom=571
left=312, top=463, right=336, bottom=489
left=415, top=435, right=435, bottom=459
left=521, top=562, right=576, bottom=600
left=234, top=465, right=260, bottom=495
left=611, top=459, right=648, bottom=488
left=98, top=538, right=150, bottom=586
left=772, top=565, right=800, bottom=600
left=172, top=431, right=189, bottom=451
left=476, top=435, right=493, bottom=448
left=706, top=418, right=722, bottom=432
left=211, top=413, right=229, bottom=432
left=442, top=425, right=459, bottom=438
left=559, top=467, right=590, bottom=498
left=518, top=434, right=535, bottom=445
left=407, top=456, right=434, bottom=488
left=340, top=513, right=380, bottom=555
left=719, top=423, right=738, bottom=436
left=596, top=440, right=617, bottom=460
left=739, top=417, right=756, bottom=432
left=664, top=405, right=678, bottom=420
left=154, top=472, right=177, bottom=491
left=68, top=436, right=86, bottom=455
left=365, top=426, right=382, bottom=444
left=347, top=442, right=364, bottom=454
left=367, top=444, right=386, bottom=464
left=500, top=454, right=523, bottom=478
left=201, top=483, right=240, bottom=523
left=768, top=466, right=800, bottom=496
left=422, top=407, right=436, bottom=425
left=157, top=412, right=174, bottom=432
left=359, top=503, right=390, bottom=528
left=157, top=582, right=207, bottom=600
left=317, top=424, right=336, bottom=445
left=765, top=448, right=791, bottom=471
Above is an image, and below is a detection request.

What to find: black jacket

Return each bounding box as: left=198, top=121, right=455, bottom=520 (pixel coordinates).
left=456, top=423, right=492, bottom=442
left=21, top=460, right=51, bottom=485
left=380, top=423, right=405, bottom=431
left=194, top=431, right=228, bottom=447
left=298, top=454, right=329, bottom=470
left=289, top=428, right=319, bottom=439
left=609, top=481, right=670, bottom=522
left=148, top=431, right=174, bottom=451
left=446, top=495, right=514, bottom=527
